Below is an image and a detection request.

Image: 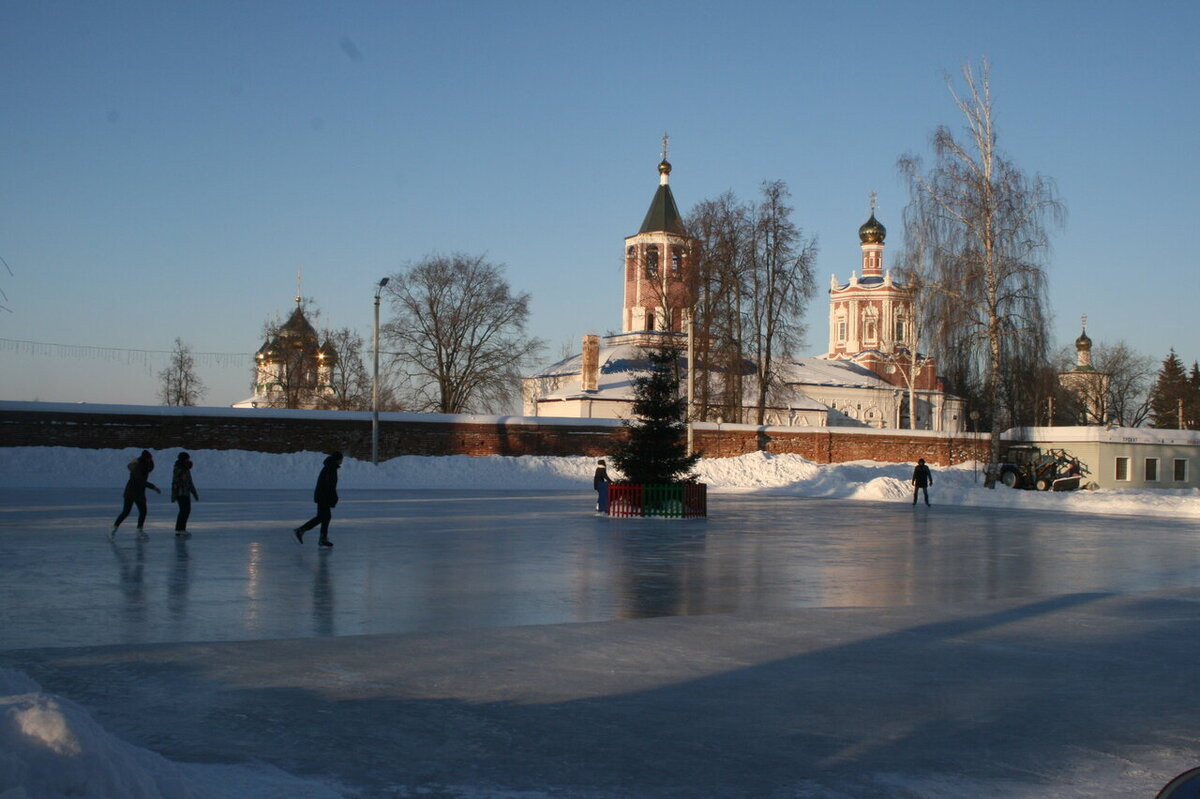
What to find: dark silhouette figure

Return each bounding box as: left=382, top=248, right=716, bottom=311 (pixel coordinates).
left=111, top=450, right=161, bottom=539
left=593, top=458, right=611, bottom=512
left=171, top=452, right=200, bottom=536
left=294, top=452, right=342, bottom=548
left=911, top=458, right=933, bottom=506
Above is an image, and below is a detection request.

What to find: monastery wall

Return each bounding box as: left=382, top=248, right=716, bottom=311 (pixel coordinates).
left=1, top=402, right=985, bottom=466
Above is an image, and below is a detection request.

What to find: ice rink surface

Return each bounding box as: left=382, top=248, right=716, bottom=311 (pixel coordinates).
left=3, top=487, right=1200, bottom=797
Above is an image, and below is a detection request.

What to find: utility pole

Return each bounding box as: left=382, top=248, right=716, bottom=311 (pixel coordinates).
left=686, top=307, right=695, bottom=455
left=372, top=277, right=390, bottom=464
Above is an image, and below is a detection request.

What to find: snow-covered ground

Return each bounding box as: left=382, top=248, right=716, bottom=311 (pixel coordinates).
left=3, top=445, right=1199, bottom=518
left=3, top=446, right=1199, bottom=798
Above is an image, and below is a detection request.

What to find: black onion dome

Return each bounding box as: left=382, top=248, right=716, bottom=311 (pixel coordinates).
left=858, top=213, right=886, bottom=244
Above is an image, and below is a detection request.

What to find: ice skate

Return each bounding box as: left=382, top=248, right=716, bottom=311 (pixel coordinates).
left=293, top=527, right=304, bottom=544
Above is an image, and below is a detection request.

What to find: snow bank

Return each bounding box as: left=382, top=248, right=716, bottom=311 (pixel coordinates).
left=2, top=446, right=1198, bottom=519
left=0, top=669, right=343, bottom=799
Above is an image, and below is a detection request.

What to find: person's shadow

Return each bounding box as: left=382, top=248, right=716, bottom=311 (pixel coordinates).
left=110, top=537, right=146, bottom=624
left=168, top=536, right=191, bottom=621
left=313, top=552, right=334, bottom=637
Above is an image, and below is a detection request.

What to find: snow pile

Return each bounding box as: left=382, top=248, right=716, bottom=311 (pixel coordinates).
left=0, top=669, right=343, bottom=799
left=1, top=446, right=1198, bottom=518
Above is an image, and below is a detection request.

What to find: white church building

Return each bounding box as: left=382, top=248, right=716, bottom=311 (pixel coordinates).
left=521, top=157, right=965, bottom=432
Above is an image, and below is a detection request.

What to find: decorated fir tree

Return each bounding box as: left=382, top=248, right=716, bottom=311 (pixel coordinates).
left=610, top=344, right=700, bottom=485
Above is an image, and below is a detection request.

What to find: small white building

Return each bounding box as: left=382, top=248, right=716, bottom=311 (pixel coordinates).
left=1005, top=426, right=1200, bottom=490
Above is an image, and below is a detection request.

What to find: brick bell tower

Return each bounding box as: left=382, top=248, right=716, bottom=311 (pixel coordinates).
left=621, top=136, right=697, bottom=335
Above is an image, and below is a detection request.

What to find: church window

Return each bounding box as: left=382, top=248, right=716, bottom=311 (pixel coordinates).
left=895, top=319, right=905, bottom=342
left=645, top=310, right=655, bottom=330
left=645, top=245, right=659, bottom=278
left=865, top=321, right=877, bottom=341
left=838, top=320, right=847, bottom=341
left=670, top=245, right=683, bottom=275
left=626, top=246, right=636, bottom=280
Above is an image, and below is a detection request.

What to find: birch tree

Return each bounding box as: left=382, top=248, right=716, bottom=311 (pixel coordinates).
left=158, top=338, right=206, bottom=406
left=899, top=59, right=1065, bottom=483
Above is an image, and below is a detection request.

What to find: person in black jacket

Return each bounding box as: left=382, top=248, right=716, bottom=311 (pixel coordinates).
left=111, top=450, right=161, bottom=539
left=911, top=458, right=933, bottom=506
left=593, top=458, right=611, bottom=512
left=294, top=452, right=343, bottom=547
left=171, top=452, right=200, bottom=537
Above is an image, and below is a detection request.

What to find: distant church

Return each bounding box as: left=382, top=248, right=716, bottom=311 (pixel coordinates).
left=234, top=296, right=338, bottom=409
left=522, top=153, right=965, bottom=432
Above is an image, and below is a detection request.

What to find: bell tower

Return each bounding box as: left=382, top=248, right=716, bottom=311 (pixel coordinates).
left=621, top=136, right=696, bottom=335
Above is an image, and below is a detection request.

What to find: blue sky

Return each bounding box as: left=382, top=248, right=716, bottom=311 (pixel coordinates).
left=2, top=1, right=1197, bottom=407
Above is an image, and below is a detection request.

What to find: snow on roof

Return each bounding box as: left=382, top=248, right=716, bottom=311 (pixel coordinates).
left=780, top=357, right=895, bottom=390
left=1003, top=426, right=1200, bottom=446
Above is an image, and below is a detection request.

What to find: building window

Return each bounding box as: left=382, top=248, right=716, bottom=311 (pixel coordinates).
left=895, top=319, right=905, bottom=342
left=645, top=245, right=659, bottom=278
left=865, top=321, right=877, bottom=341
left=1174, top=458, right=1188, bottom=482
left=1115, top=456, right=1130, bottom=482
left=837, top=321, right=847, bottom=341
left=645, top=310, right=655, bottom=331
left=1144, top=458, right=1159, bottom=482
left=626, top=246, right=636, bottom=280
left=671, top=245, right=683, bottom=275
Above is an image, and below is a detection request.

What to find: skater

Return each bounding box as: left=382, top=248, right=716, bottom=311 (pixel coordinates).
left=911, top=458, right=933, bottom=506
left=593, top=458, right=611, bottom=513
left=111, top=450, right=161, bottom=539
left=294, top=452, right=342, bottom=548
left=171, top=452, right=200, bottom=537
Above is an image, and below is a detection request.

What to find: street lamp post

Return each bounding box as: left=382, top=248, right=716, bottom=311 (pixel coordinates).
left=372, top=277, right=390, bottom=465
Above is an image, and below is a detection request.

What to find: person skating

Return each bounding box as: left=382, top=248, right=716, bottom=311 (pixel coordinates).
left=911, top=458, right=933, bottom=506
left=171, top=452, right=200, bottom=537
left=294, top=452, right=342, bottom=547
left=111, top=450, right=161, bottom=539
left=593, top=458, right=611, bottom=512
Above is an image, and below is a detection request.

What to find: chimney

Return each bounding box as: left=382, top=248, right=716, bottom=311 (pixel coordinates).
left=581, top=334, right=600, bottom=392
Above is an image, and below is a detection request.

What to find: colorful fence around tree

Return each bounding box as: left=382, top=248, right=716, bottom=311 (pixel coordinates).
left=606, top=483, right=707, bottom=518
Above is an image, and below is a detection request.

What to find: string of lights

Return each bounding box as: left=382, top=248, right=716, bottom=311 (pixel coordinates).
left=0, top=337, right=252, bottom=369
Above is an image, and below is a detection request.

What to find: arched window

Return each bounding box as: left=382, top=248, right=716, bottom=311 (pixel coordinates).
left=627, top=246, right=636, bottom=280
left=645, top=245, right=659, bottom=278
left=670, top=245, right=683, bottom=275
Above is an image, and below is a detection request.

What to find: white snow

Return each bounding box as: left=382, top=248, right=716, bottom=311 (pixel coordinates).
left=2, top=445, right=1199, bottom=797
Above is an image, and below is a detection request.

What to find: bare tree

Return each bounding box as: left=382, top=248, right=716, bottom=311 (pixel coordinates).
left=158, top=338, right=206, bottom=406
left=899, top=59, right=1065, bottom=481
left=318, top=327, right=372, bottom=411
left=687, top=192, right=750, bottom=422
left=745, top=180, right=818, bottom=425
left=382, top=253, right=544, bottom=414
left=1057, top=340, right=1154, bottom=427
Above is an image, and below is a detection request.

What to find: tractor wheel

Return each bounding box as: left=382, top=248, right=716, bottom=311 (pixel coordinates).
left=1001, top=469, right=1019, bottom=488
left=1035, top=478, right=1051, bottom=491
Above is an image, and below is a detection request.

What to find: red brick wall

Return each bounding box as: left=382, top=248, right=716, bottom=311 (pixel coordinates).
left=0, top=405, right=983, bottom=466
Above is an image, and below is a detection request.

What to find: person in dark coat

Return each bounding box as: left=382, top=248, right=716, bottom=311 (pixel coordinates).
left=294, top=452, right=343, bottom=547
left=171, top=452, right=200, bottom=537
left=593, top=458, right=611, bottom=513
left=111, top=450, right=161, bottom=539
left=911, top=458, right=933, bottom=506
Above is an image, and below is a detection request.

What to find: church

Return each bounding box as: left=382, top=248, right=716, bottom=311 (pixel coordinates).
left=234, top=297, right=339, bottom=409
left=521, top=156, right=965, bottom=432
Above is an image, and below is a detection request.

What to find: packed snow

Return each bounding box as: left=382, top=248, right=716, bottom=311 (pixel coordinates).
left=3, top=445, right=1199, bottom=798
left=3, top=445, right=1199, bottom=519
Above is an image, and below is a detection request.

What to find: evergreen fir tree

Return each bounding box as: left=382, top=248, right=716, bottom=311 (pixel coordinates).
left=1148, top=349, right=1190, bottom=428
left=610, top=344, right=700, bottom=485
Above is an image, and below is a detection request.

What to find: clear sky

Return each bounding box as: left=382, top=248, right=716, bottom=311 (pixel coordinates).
left=2, top=1, right=1197, bottom=407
